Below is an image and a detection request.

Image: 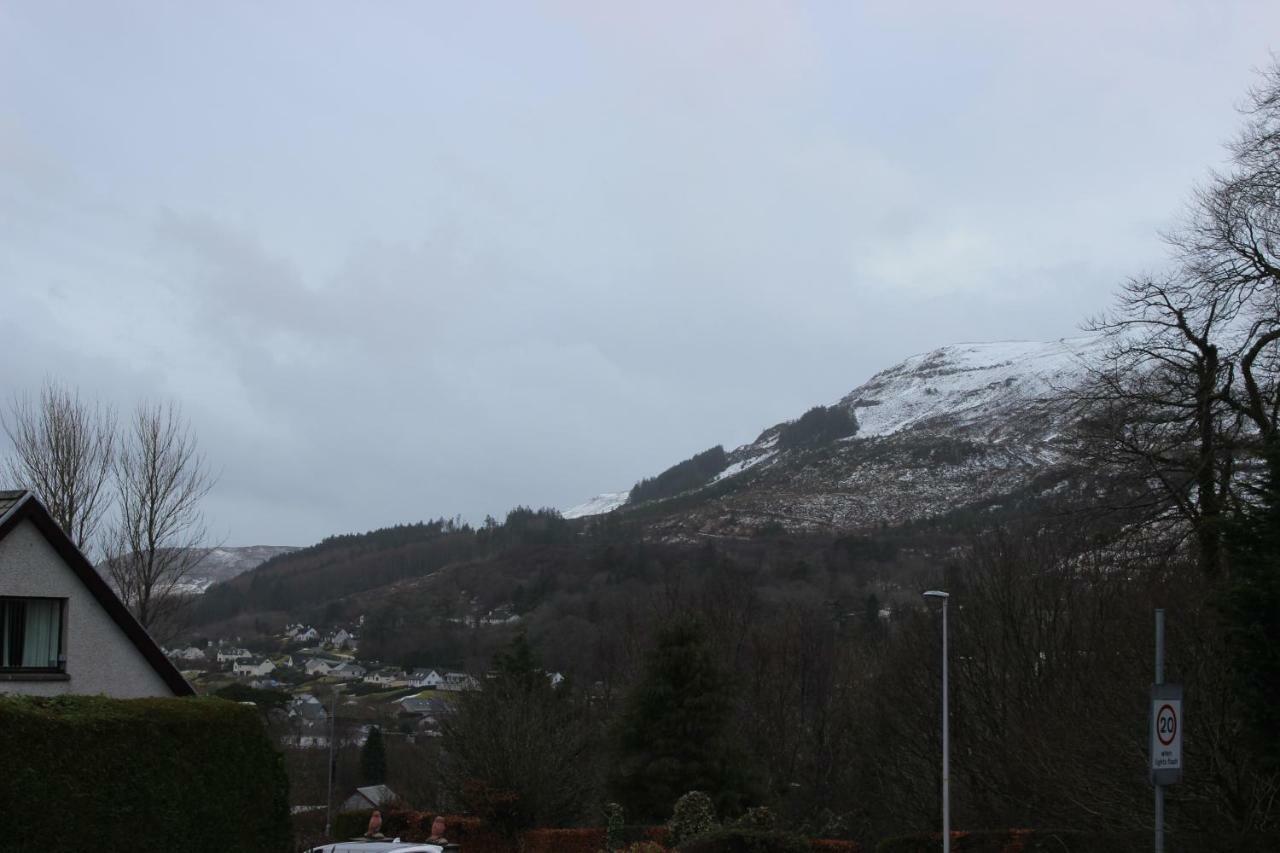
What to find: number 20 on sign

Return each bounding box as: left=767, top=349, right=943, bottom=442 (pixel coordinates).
left=1150, top=684, right=1183, bottom=785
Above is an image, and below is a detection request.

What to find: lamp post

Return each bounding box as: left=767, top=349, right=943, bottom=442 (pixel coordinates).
left=923, top=590, right=951, bottom=853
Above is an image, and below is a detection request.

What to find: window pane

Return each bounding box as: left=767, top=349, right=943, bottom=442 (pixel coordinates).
left=21, top=600, right=61, bottom=668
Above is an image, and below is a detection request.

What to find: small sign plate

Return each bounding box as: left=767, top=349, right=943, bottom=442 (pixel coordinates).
left=1150, top=683, right=1183, bottom=785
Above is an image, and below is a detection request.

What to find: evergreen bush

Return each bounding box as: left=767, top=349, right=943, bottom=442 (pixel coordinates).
left=669, top=791, right=718, bottom=847
left=0, top=695, right=289, bottom=853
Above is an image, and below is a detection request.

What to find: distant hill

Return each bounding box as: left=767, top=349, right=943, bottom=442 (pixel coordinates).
left=184, top=336, right=1125, bottom=677
left=175, top=545, right=299, bottom=593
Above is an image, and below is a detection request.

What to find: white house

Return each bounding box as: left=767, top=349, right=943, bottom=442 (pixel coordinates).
left=329, top=628, right=356, bottom=650
left=216, top=648, right=252, bottom=664
left=0, top=490, right=192, bottom=698
left=363, top=668, right=404, bottom=687
left=304, top=657, right=337, bottom=676
left=406, top=668, right=443, bottom=689
left=296, top=627, right=319, bottom=643
left=233, top=657, right=276, bottom=677
left=439, top=671, right=480, bottom=692
left=171, top=646, right=207, bottom=662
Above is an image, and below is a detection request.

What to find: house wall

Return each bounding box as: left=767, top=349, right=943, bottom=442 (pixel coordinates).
left=0, top=518, right=174, bottom=697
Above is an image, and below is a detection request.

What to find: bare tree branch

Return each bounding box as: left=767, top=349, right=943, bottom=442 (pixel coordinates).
left=2, top=380, right=115, bottom=556
left=104, top=401, right=215, bottom=637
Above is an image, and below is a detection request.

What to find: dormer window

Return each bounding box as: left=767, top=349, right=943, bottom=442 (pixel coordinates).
left=1, top=597, right=66, bottom=671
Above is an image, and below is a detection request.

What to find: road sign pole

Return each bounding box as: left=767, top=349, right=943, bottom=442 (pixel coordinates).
left=1154, top=609, right=1164, bottom=853
left=941, top=596, right=950, bottom=853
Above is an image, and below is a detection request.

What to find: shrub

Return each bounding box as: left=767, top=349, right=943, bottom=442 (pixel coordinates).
left=678, top=827, right=811, bottom=853
left=669, top=791, right=719, bottom=846
left=0, top=694, right=289, bottom=853
left=736, top=807, right=778, bottom=831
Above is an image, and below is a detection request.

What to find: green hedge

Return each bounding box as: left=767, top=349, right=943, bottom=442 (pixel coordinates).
left=679, top=827, right=812, bottom=853
left=0, top=694, right=290, bottom=853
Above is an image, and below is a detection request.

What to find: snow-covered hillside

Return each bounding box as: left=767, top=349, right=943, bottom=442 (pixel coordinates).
left=563, top=336, right=1109, bottom=531
left=844, top=336, right=1108, bottom=438
left=179, top=545, right=299, bottom=592
left=562, top=491, right=630, bottom=519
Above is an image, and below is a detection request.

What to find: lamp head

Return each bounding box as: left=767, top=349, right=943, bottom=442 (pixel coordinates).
left=922, top=590, right=950, bottom=600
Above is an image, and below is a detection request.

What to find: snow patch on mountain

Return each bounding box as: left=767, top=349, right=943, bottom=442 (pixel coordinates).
left=182, top=545, right=299, bottom=592
left=843, top=336, right=1106, bottom=438
left=713, top=450, right=777, bottom=483
left=563, top=491, right=630, bottom=519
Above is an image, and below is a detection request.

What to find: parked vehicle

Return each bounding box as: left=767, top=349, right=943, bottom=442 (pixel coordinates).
left=308, top=841, right=459, bottom=853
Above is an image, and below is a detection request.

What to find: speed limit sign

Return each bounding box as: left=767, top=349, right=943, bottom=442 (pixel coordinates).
left=1150, top=683, right=1183, bottom=784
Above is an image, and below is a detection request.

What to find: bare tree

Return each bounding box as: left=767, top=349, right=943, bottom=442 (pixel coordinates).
left=105, top=401, right=215, bottom=633
left=1076, top=63, right=1280, bottom=576
left=2, top=380, right=115, bottom=555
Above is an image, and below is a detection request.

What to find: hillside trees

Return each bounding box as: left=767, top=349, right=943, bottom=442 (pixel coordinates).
left=630, top=446, right=729, bottom=505
left=2, top=380, right=116, bottom=554
left=777, top=406, right=858, bottom=450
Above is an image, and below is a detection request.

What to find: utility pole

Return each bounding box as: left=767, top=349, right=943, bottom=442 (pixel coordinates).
left=325, top=687, right=337, bottom=838
left=923, top=590, right=951, bottom=853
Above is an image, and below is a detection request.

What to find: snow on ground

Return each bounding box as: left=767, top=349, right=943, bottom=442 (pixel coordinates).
left=562, top=491, right=630, bottom=519
left=713, top=450, right=777, bottom=483
left=842, top=336, right=1108, bottom=437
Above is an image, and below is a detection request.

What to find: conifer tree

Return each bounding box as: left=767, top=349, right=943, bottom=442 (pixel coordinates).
left=609, top=615, right=757, bottom=820
left=361, top=725, right=387, bottom=785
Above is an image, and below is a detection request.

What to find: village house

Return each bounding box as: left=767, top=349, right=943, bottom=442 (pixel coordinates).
left=289, top=693, right=327, bottom=723
left=329, top=662, right=366, bottom=680
left=303, top=657, right=337, bottom=676
left=216, top=648, right=252, bottom=664
left=233, top=657, right=276, bottom=678
left=406, top=668, right=443, bottom=689
left=439, top=671, right=480, bottom=692
left=327, top=628, right=356, bottom=650
left=168, top=646, right=208, bottom=662
left=0, top=490, right=192, bottom=698
left=363, top=667, right=404, bottom=688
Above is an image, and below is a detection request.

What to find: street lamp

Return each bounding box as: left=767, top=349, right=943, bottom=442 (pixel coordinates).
left=923, top=590, right=950, bottom=853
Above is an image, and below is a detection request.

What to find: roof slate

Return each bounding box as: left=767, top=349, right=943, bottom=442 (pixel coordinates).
left=0, top=490, right=30, bottom=522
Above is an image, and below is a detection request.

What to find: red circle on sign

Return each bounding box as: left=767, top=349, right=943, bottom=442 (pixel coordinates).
left=1157, top=703, right=1177, bottom=746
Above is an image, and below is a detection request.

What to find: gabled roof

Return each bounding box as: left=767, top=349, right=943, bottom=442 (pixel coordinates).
left=0, top=490, right=194, bottom=696
left=352, top=784, right=398, bottom=807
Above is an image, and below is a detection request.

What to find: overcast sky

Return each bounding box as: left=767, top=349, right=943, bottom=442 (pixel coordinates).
left=3, top=2, right=1279, bottom=546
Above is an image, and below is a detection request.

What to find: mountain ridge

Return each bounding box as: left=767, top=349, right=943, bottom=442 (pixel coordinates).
left=565, top=335, right=1108, bottom=533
